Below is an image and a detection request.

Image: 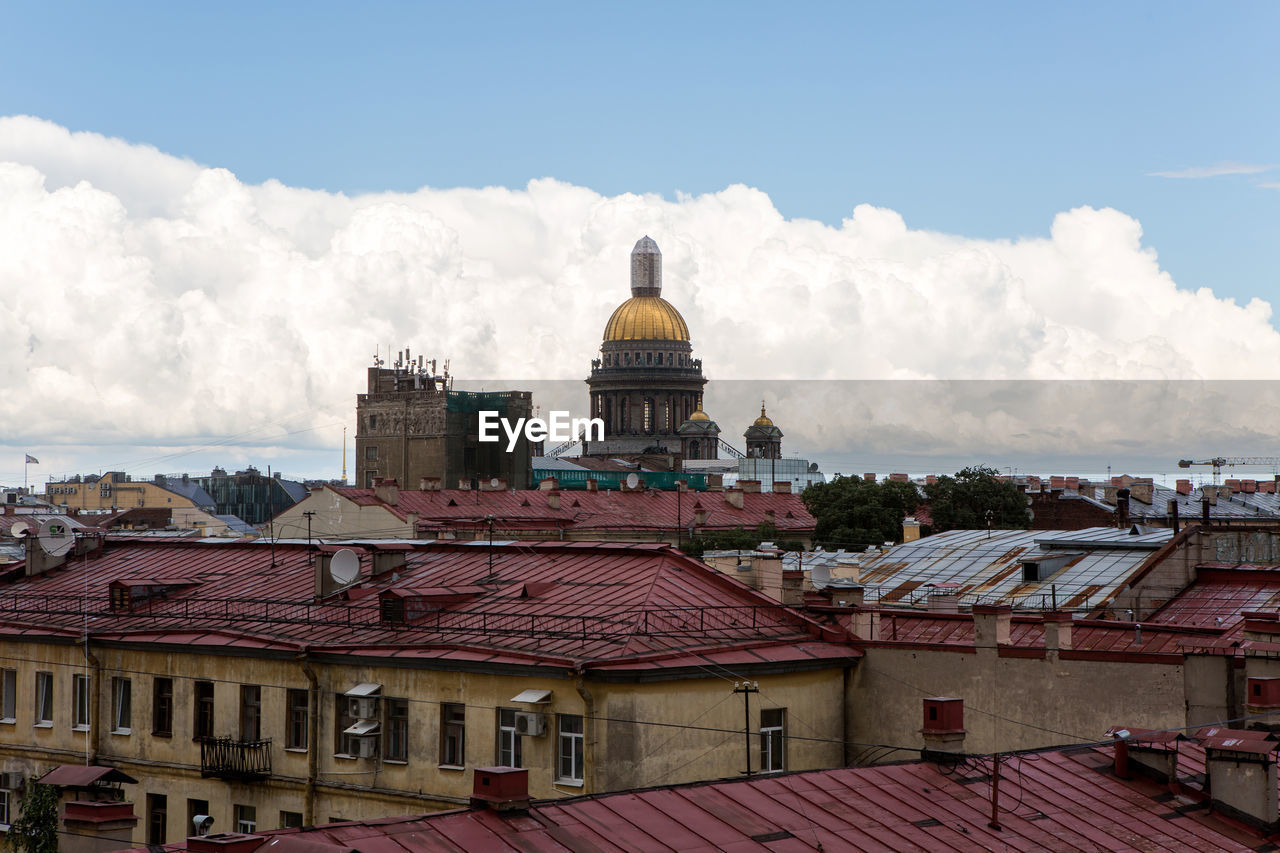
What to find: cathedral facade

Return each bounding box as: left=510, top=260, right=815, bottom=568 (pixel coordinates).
left=584, top=237, right=710, bottom=458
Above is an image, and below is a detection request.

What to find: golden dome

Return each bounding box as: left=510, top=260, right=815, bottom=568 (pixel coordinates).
left=753, top=403, right=774, bottom=427
left=603, top=296, right=690, bottom=342
left=689, top=409, right=710, bottom=421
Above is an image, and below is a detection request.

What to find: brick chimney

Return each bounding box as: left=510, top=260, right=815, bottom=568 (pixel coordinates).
left=1065, top=475, right=1079, bottom=490
left=470, top=766, right=531, bottom=812
left=724, top=488, right=744, bottom=510
left=902, top=517, right=922, bottom=542
left=1128, top=480, right=1153, bottom=505
left=479, top=477, right=509, bottom=492
left=546, top=490, right=561, bottom=511
left=1176, top=479, right=1192, bottom=495
left=187, top=836, right=265, bottom=853
left=538, top=477, right=558, bottom=491
left=419, top=476, right=442, bottom=491
left=921, top=697, right=966, bottom=754
left=772, top=481, right=792, bottom=494
left=889, top=473, right=908, bottom=482
left=863, top=473, right=876, bottom=482
left=972, top=604, right=1012, bottom=647
left=585, top=477, right=598, bottom=492
left=739, top=479, right=762, bottom=494
left=373, top=478, right=400, bottom=506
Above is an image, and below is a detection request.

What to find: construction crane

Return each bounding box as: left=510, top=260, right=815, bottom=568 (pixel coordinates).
left=1177, top=457, right=1280, bottom=485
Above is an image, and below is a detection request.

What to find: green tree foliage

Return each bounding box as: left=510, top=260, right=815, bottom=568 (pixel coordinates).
left=6, top=782, right=59, bottom=853
left=802, top=475, right=924, bottom=549
left=678, top=523, right=804, bottom=558
left=923, top=465, right=1031, bottom=532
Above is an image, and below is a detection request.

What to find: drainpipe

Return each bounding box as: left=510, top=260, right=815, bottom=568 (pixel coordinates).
left=574, top=669, right=597, bottom=793
left=85, top=644, right=101, bottom=764
left=299, top=652, right=320, bottom=825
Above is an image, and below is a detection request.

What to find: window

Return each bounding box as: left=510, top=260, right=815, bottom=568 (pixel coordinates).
left=280, top=810, right=304, bottom=829
left=152, top=677, right=173, bottom=736
left=760, top=708, right=785, bottom=773
left=386, top=698, right=409, bottom=761
left=147, top=793, right=167, bottom=844
left=35, top=672, right=53, bottom=726
left=194, top=681, right=214, bottom=739
left=1, top=669, right=15, bottom=723
left=368, top=414, right=377, bottom=430
left=557, top=714, right=584, bottom=784
left=365, top=445, right=377, bottom=460
left=187, top=799, right=209, bottom=834
left=286, top=688, right=308, bottom=750
left=112, top=677, right=132, bottom=733
left=497, top=708, right=522, bottom=768
left=441, top=703, right=465, bottom=767
left=73, top=674, right=91, bottom=730
left=241, top=685, right=261, bottom=740
left=235, top=804, right=257, bottom=833
left=335, top=694, right=355, bottom=755
left=0, top=788, right=9, bottom=827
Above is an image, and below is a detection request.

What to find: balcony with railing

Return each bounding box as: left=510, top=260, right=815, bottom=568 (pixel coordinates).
left=199, top=736, right=272, bottom=781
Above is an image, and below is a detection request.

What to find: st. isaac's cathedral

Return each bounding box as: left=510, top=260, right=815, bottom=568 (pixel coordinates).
left=582, top=236, right=785, bottom=468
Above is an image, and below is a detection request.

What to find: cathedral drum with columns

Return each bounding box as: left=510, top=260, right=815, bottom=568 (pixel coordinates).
left=585, top=237, right=710, bottom=458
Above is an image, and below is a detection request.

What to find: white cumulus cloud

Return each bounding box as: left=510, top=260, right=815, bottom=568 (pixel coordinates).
left=2, top=115, right=1279, bottom=480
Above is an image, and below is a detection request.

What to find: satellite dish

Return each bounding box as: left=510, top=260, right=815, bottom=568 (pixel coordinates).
left=330, top=549, right=360, bottom=586
left=38, top=519, right=75, bottom=556
left=490, top=477, right=501, bottom=489
left=10, top=521, right=31, bottom=539
left=811, top=563, right=830, bottom=589
left=626, top=473, right=639, bottom=489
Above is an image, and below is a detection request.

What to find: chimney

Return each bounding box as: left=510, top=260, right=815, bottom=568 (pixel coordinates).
left=1049, top=475, right=1066, bottom=489
left=772, top=481, right=792, bottom=494
left=1065, top=475, right=1079, bottom=490
left=538, top=477, right=558, bottom=491
left=1043, top=611, right=1073, bottom=652
left=470, top=766, right=531, bottom=812
left=1109, top=730, right=1179, bottom=783
left=1225, top=478, right=1241, bottom=493
left=187, top=836, right=265, bottom=853
left=1176, top=479, right=1192, bottom=495
left=889, top=473, right=908, bottom=483
left=781, top=568, right=803, bottom=606
left=738, top=479, right=762, bottom=494
left=927, top=590, right=958, bottom=613
left=707, top=473, right=723, bottom=491
left=479, top=477, right=509, bottom=492
left=902, top=517, right=922, bottom=542
left=925, top=474, right=937, bottom=486
left=972, top=604, right=1012, bottom=647
left=725, top=488, right=744, bottom=510
left=1245, top=676, right=1280, bottom=724
left=921, top=697, right=966, bottom=754
left=374, top=478, right=400, bottom=506
left=1128, top=481, right=1153, bottom=505
left=585, top=477, right=598, bottom=492
left=419, top=476, right=442, bottom=491
left=1204, top=739, right=1279, bottom=829
left=1243, top=479, right=1258, bottom=494
left=546, top=490, right=561, bottom=511
left=863, top=473, right=876, bottom=482
left=458, top=479, right=472, bottom=490
left=621, top=476, right=645, bottom=492
left=1116, top=487, right=1131, bottom=528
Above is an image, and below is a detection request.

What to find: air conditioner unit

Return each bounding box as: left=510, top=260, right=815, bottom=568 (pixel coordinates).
left=0, top=772, right=24, bottom=789
left=514, top=712, right=546, bottom=737
left=349, top=696, right=379, bottom=719
left=354, top=737, right=378, bottom=758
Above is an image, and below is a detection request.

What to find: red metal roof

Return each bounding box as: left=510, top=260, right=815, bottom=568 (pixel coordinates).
left=131, top=745, right=1266, bottom=852
left=0, top=538, right=854, bottom=672
left=328, top=485, right=816, bottom=534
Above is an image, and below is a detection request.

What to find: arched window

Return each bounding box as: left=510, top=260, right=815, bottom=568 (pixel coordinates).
left=643, top=398, right=655, bottom=434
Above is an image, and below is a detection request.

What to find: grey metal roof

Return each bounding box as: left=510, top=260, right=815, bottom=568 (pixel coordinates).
left=162, top=479, right=216, bottom=509
left=854, top=526, right=1173, bottom=612
left=276, top=478, right=309, bottom=503
left=530, top=457, right=591, bottom=471
left=214, top=514, right=257, bottom=535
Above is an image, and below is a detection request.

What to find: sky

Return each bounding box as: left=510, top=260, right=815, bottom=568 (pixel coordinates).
left=1, top=2, right=1279, bottom=485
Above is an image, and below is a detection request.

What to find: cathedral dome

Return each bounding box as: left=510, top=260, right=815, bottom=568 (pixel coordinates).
left=689, top=409, right=710, bottom=421
left=603, top=296, right=690, bottom=342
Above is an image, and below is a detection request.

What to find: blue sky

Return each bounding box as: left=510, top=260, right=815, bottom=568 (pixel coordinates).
left=4, top=1, right=1277, bottom=308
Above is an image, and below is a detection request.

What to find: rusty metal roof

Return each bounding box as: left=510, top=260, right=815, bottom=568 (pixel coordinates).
left=854, top=526, right=1173, bottom=611
left=0, top=538, right=855, bottom=672
left=38, top=764, right=137, bottom=786
left=128, top=745, right=1264, bottom=852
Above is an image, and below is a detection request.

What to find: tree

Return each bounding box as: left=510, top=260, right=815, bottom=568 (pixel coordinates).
left=923, top=465, right=1030, bottom=533
left=678, top=523, right=804, bottom=558
left=6, top=782, right=59, bottom=853
left=802, top=475, right=924, bottom=549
